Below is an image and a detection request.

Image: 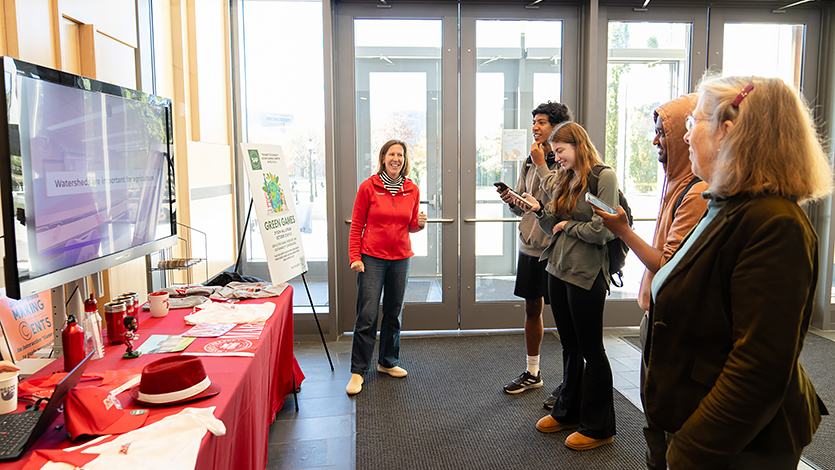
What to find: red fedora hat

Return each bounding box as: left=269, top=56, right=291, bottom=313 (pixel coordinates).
left=129, top=356, right=220, bottom=407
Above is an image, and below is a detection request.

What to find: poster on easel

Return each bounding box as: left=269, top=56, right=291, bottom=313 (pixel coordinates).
left=240, top=143, right=308, bottom=285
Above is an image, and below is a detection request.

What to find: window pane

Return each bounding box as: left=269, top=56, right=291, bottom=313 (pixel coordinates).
left=723, top=24, right=804, bottom=90
left=474, top=20, right=562, bottom=303
left=354, top=19, right=443, bottom=303
left=605, top=21, right=691, bottom=299
left=241, top=0, right=327, bottom=312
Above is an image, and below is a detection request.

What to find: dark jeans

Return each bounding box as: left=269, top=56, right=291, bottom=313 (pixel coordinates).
left=548, top=272, right=616, bottom=439
left=350, top=254, right=410, bottom=375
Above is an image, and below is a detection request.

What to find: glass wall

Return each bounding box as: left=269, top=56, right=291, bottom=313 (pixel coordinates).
left=239, top=0, right=328, bottom=312
left=474, top=19, right=563, bottom=303
left=722, top=23, right=805, bottom=90
left=605, top=21, right=692, bottom=299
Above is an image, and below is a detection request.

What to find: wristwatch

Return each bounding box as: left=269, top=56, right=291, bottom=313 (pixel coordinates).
left=534, top=200, right=545, bottom=218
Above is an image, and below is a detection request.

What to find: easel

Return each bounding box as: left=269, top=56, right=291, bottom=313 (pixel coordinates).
left=236, top=199, right=333, bottom=377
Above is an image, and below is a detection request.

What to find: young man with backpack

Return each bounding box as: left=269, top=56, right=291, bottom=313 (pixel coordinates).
left=594, top=94, right=709, bottom=469
left=497, top=101, right=572, bottom=402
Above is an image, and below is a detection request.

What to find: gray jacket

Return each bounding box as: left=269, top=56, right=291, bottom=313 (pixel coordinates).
left=536, top=167, right=617, bottom=290
left=510, top=156, right=560, bottom=257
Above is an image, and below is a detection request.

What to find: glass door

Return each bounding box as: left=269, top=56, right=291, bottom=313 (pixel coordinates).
left=335, top=2, right=582, bottom=332
left=459, top=5, right=580, bottom=329
left=706, top=6, right=829, bottom=326
left=335, top=3, right=459, bottom=332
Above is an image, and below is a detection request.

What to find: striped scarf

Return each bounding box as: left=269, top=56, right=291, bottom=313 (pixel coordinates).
left=379, top=172, right=404, bottom=195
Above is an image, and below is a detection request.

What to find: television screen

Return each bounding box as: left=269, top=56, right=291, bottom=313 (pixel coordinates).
left=0, top=57, right=177, bottom=300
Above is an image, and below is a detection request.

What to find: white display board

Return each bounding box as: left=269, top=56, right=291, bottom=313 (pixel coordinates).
left=240, top=143, right=308, bottom=284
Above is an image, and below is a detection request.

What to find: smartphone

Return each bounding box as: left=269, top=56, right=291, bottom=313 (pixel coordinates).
left=585, top=192, right=617, bottom=215
left=494, top=182, right=531, bottom=209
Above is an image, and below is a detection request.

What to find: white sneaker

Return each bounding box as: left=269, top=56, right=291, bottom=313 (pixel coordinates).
left=346, top=374, right=363, bottom=395
left=377, top=364, right=408, bottom=378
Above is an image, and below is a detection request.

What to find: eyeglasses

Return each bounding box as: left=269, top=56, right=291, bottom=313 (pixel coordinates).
left=685, top=115, right=708, bottom=132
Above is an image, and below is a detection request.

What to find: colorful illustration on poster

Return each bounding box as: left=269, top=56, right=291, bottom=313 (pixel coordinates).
left=262, top=172, right=287, bottom=214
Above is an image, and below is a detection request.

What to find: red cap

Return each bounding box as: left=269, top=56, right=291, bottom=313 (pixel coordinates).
left=65, top=387, right=149, bottom=440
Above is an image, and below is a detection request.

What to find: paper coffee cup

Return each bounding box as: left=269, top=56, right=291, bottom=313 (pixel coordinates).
left=149, top=291, right=170, bottom=318
left=0, top=371, right=19, bottom=414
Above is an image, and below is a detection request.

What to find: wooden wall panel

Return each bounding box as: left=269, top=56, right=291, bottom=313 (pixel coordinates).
left=15, top=0, right=54, bottom=67
left=0, top=1, right=7, bottom=55
left=106, top=257, right=149, bottom=301
left=59, top=16, right=80, bottom=75
left=93, top=32, right=136, bottom=87
left=59, top=0, right=136, bottom=47
left=79, top=23, right=95, bottom=77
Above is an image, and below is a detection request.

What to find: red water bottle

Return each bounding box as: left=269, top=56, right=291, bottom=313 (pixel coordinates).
left=62, top=314, right=86, bottom=372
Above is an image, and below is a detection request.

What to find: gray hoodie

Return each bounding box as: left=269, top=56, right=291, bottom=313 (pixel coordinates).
left=510, top=155, right=560, bottom=257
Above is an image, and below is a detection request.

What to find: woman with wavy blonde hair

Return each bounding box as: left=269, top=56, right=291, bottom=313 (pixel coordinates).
left=643, top=75, right=831, bottom=469
left=519, top=121, right=618, bottom=451
left=696, top=75, right=830, bottom=202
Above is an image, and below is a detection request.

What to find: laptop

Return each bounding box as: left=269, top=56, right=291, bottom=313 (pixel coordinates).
left=0, top=351, right=94, bottom=462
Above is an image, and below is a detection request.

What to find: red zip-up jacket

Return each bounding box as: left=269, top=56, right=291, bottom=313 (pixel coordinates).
left=349, top=174, right=423, bottom=264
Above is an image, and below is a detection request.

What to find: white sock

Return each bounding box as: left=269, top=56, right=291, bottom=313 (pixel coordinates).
left=527, top=355, right=540, bottom=376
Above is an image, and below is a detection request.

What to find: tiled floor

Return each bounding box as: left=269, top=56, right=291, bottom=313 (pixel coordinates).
left=267, top=327, right=828, bottom=470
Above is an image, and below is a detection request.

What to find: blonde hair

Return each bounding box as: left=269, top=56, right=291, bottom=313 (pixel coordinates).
left=697, top=74, right=831, bottom=203
left=548, top=122, right=604, bottom=215
left=376, top=139, right=410, bottom=177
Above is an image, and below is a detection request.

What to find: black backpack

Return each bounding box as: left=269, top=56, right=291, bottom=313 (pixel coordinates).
left=587, top=165, right=633, bottom=288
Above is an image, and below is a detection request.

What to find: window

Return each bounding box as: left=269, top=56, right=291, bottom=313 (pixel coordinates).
left=605, top=21, right=692, bottom=299
left=238, top=0, right=328, bottom=312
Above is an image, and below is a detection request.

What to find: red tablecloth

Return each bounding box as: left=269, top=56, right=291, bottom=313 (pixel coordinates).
left=0, top=286, right=304, bottom=470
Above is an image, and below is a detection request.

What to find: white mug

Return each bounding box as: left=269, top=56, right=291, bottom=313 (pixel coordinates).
left=0, top=371, right=19, bottom=414
left=149, top=291, right=170, bottom=317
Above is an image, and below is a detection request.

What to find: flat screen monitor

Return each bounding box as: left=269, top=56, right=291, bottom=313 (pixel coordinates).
left=0, top=56, right=177, bottom=300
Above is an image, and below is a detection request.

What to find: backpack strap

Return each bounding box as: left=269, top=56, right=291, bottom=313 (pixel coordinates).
left=672, top=176, right=702, bottom=218
left=587, top=164, right=609, bottom=197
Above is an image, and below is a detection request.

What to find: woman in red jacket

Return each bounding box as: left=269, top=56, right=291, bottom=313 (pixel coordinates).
left=346, top=139, right=426, bottom=396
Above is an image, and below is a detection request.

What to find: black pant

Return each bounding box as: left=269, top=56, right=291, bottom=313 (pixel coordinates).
left=548, top=272, right=616, bottom=439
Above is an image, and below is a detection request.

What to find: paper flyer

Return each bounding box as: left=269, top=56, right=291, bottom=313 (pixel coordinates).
left=136, top=334, right=195, bottom=354
left=502, top=129, right=527, bottom=161
left=240, top=143, right=308, bottom=284
left=183, top=323, right=265, bottom=357
left=181, top=323, right=237, bottom=338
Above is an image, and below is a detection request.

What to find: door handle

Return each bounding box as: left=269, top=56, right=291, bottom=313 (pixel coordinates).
left=463, top=218, right=521, bottom=223
left=345, top=218, right=455, bottom=224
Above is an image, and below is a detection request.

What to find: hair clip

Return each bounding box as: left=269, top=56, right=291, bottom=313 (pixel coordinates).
left=731, top=84, right=754, bottom=108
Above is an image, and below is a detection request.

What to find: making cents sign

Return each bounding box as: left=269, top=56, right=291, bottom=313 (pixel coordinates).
left=241, top=143, right=308, bottom=284
left=0, top=289, right=53, bottom=361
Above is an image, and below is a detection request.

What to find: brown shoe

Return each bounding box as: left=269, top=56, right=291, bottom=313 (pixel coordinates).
left=564, top=431, right=613, bottom=450
left=535, top=415, right=580, bottom=433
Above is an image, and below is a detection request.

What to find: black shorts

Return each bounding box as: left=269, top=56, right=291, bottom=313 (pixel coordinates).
left=514, top=252, right=550, bottom=304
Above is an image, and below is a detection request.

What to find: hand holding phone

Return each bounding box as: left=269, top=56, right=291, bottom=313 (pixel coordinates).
left=494, top=182, right=532, bottom=209
left=585, top=192, right=617, bottom=215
